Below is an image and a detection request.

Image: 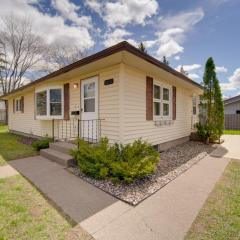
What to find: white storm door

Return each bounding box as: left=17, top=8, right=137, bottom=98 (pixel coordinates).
left=81, top=76, right=98, bottom=141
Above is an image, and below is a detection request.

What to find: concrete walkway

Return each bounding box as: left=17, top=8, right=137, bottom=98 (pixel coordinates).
left=9, top=156, right=117, bottom=223
left=0, top=165, right=19, bottom=179
left=211, top=134, right=240, bottom=159
left=80, top=155, right=230, bottom=240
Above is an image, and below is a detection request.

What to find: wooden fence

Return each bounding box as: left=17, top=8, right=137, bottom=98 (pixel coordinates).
left=0, top=110, right=6, bottom=123
left=224, top=114, right=240, bottom=130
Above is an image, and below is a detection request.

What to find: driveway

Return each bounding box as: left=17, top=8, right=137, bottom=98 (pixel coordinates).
left=211, top=134, right=240, bottom=159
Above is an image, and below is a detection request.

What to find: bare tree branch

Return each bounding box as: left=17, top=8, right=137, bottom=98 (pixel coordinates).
left=0, top=15, right=45, bottom=94
left=40, top=43, right=88, bottom=74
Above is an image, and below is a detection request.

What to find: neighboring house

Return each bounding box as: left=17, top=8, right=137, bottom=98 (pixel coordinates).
left=224, top=95, right=240, bottom=130
left=224, top=95, right=240, bottom=114
left=0, top=100, right=5, bottom=110
left=0, top=42, right=203, bottom=150
left=0, top=99, right=6, bottom=123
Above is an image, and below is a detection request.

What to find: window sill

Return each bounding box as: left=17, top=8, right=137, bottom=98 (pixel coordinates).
left=154, top=119, right=174, bottom=127
left=36, top=116, right=64, bottom=120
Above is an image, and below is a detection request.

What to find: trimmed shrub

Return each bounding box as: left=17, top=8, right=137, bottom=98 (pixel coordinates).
left=32, top=137, right=53, bottom=151
left=71, top=138, right=160, bottom=184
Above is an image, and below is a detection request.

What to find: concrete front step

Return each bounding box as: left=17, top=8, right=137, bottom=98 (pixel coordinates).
left=40, top=148, right=74, bottom=167
left=50, top=141, right=77, bottom=155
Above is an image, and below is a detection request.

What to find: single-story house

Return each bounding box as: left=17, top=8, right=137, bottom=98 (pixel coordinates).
left=0, top=41, right=203, bottom=150
left=224, top=95, right=240, bottom=114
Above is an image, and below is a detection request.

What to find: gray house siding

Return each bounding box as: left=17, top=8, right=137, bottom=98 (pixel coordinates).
left=224, top=101, right=240, bottom=114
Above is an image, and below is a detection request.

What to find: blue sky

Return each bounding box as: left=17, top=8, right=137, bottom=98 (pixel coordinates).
left=1, top=0, right=240, bottom=98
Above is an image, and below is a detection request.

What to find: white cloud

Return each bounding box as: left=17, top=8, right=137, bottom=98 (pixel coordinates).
left=143, top=39, right=157, bottom=48
left=85, top=0, right=103, bottom=13
left=155, top=28, right=184, bottom=57
left=176, top=64, right=201, bottom=72
left=159, top=8, right=204, bottom=32
left=104, top=28, right=137, bottom=47
left=221, top=67, right=240, bottom=91
left=174, top=55, right=180, bottom=61
left=0, top=0, right=94, bottom=50
left=150, top=8, right=204, bottom=58
left=175, top=64, right=202, bottom=81
left=86, top=0, right=159, bottom=28
left=157, top=39, right=183, bottom=58
left=188, top=73, right=200, bottom=79
left=52, top=0, right=92, bottom=28
left=216, top=66, right=228, bottom=73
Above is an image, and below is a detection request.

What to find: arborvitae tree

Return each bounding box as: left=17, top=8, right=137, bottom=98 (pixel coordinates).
left=138, top=42, right=147, bottom=53
left=162, top=56, right=169, bottom=66
left=201, top=57, right=224, bottom=141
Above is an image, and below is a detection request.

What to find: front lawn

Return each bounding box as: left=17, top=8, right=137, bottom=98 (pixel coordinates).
left=0, top=175, right=72, bottom=239
left=185, top=160, right=240, bottom=240
left=0, top=124, right=37, bottom=166
left=223, top=129, right=240, bottom=135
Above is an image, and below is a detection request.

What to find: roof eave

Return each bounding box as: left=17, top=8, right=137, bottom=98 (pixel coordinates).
left=0, top=41, right=203, bottom=99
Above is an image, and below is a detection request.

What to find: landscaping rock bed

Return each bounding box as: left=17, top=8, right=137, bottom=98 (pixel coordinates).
left=69, top=141, right=218, bottom=205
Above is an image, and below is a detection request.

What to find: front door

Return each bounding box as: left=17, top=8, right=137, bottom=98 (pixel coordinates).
left=80, top=76, right=98, bottom=141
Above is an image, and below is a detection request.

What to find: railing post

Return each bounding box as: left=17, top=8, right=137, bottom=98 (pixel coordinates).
left=77, top=119, right=80, bottom=149
left=52, top=119, right=55, bottom=142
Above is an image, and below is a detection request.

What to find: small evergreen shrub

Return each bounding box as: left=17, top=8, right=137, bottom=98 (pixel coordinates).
left=71, top=138, right=160, bottom=184
left=32, top=137, right=53, bottom=151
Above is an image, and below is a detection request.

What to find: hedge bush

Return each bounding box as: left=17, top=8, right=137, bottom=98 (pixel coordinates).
left=32, top=137, right=53, bottom=151
left=71, top=138, right=160, bottom=184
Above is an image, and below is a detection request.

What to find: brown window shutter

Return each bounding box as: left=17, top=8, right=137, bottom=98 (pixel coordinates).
left=64, top=83, right=70, bottom=120
left=21, top=96, right=24, bottom=113
left=13, top=99, right=15, bottom=113
left=146, top=76, right=153, bottom=121
left=172, top=86, right=176, bottom=120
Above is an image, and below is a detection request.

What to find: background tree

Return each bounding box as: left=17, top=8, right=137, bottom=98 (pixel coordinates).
left=138, top=42, right=147, bottom=53
left=0, top=15, right=45, bottom=94
left=162, top=56, right=169, bottom=65
left=199, top=57, right=224, bottom=141
left=180, top=65, right=188, bottom=76
left=41, top=43, right=88, bottom=73
left=0, top=15, right=88, bottom=94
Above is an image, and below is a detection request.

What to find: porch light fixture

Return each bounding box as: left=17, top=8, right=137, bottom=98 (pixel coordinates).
left=73, top=83, right=78, bottom=89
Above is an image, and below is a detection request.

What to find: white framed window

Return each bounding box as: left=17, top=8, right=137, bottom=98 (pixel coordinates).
left=15, top=98, right=21, bottom=112
left=153, top=81, right=172, bottom=120
left=35, top=86, right=63, bottom=119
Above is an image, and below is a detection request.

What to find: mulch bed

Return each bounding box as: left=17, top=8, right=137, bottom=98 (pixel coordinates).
left=69, top=141, right=218, bottom=205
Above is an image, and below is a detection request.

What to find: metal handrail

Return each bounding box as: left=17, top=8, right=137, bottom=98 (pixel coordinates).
left=52, top=118, right=104, bottom=143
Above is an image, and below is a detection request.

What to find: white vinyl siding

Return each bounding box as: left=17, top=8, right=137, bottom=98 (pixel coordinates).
left=8, top=65, right=120, bottom=142
left=7, top=62, right=200, bottom=146
left=121, top=65, right=196, bottom=145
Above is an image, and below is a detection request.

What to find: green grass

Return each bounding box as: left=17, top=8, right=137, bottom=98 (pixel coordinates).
left=0, top=175, right=72, bottom=239
left=0, top=125, right=37, bottom=166
left=185, top=160, right=240, bottom=240
left=223, top=129, right=240, bottom=135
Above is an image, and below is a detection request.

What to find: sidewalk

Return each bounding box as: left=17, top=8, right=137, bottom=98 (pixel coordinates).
left=0, top=165, right=19, bottom=179
left=211, top=134, right=240, bottom=159
left=80, top=155, right=230, bottom=240
left=9, top=156, right=117, bottom=223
